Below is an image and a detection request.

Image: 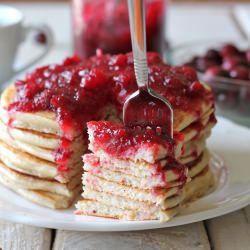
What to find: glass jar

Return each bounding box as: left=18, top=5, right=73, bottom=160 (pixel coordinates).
left=72, top=0, right=167, bottom=59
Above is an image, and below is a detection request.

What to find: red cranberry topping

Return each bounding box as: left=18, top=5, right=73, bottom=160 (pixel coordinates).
left=8, top=52, right=211, bottom=139
left=189, top=81, right=204, bottom=93
left=88, top=121, right=187, bottom=179
left=88, top=120, right=177, bottom=157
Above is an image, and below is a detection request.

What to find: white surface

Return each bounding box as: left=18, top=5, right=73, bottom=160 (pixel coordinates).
left=234, top=5, right=250, bottom=40
left=0, top=117, right=249, bottom=231
left=0, top=1, right=247, bottom=81
left=1, top=2, right=246, bottom=47
left=168, top=4, right=244, bottom=45
left=1, top=2, right=71, bottom=46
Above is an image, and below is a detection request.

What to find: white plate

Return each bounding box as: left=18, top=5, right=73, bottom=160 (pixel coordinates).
left=0, top=117, right=249, bottom=231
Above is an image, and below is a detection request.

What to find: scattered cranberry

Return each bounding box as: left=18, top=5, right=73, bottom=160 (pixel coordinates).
left=204, top=66, right=228, bottom=81
left=35, top=32, right=47, bottom=45
left=185, top=43, right=250, bottom=119
left=220, top=43, right=239, bottom=57
left=195, top=56, right=218, bottom=72
left=190, top=81, right=204, bottom=92
left=246, top=50, right=250, bottom=63
left=229, top=66, right=249, bottom=80
left=222, top=56, right=246, bottom=71
left=186, top=43, right=250, bottom=83
left=206, top=49, right=222, bottom=63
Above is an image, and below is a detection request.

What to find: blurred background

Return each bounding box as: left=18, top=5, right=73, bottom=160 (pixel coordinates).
left=0, top=0, right=250, bottom=126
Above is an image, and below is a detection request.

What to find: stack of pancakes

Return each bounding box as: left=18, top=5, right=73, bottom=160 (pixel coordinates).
left=76, top=121, right=188, bottom=221
left=0, top=86, right=85, bottom=208
left=76, top=95, right=216, bottom=221
left=0, top=52, right=216, bottom=220
left=178, top=106, right=215, bottom=201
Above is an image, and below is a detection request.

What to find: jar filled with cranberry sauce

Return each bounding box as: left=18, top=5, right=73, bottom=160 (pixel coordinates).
left=72, top=0, right=167, bottom=59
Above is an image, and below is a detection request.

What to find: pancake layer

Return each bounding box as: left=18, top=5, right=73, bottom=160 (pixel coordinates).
left=76, top=108, right=216, bottom=221
left=0, top=86, right=85, bottom=208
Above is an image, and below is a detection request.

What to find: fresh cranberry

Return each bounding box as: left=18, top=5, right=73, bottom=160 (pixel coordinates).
left=222, top=56, right=246, bottom=71
left=206, top=49, right=222, bottom=63
left=35, top=32, right=47, bottom=45
left=204, top=66, right=228, bottom=81
left=246, top=50, right=250, bottom=63
left=220, top=43, right=239, bottom=57
left=195, top=56, right=218, bottom=72
left=229, top=66, right=249, bottom=80
left=73, top=0, right=165, bottom=59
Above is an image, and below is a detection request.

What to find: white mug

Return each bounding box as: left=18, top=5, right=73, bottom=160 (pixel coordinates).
left=0, top=5, right=53, bottom=83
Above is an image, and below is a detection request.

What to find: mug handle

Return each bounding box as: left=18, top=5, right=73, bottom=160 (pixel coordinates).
left=14, top=24, right=53, bottom=75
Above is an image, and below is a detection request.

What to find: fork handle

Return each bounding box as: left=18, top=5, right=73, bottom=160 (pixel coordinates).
left=128, top=0, right=148, bottom=89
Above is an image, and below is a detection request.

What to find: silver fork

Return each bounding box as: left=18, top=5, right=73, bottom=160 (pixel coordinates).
left=123, top=0, right=173, bottom=138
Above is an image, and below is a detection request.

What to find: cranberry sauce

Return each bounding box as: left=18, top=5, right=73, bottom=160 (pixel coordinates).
left=88, top=120, right=188, bottom=188
left=8, top=52, right=212, bottom=139
left=72, top=0, right=165, bottom=59
left=88, top=120, right=177, bottom=157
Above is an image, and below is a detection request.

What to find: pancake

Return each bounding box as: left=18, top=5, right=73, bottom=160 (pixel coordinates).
left=0, top=161, right=81, bottom=196
left=84, top=154, right=187, bottom=189
left=87, top=121, right=184, bottom=164
left=0, top=120, right=86, bottom=163
left=83, top=188, right=184, bottom=211
left=0, top=170, right=81, bottom=209
left=184, top=166, right=214, bottom=202
left=0, top=85, right=60, bottom=136
left=83, top=173, right=181, bottom=205
left=83, top=153, right=186, bottom=184
left=181, top=134, right=207, bottom=159
left=76, top=199, right=179, bottom=221
left=0, top=139, right=57, bottom=178
left=0, top=53, right=216, bottom=216
left=174, top=99, right=214, bottom=133
left=0, top=83, right=214, bottom=140
left=0, top=120, right=58, bottom=149
left=187, top=150, right=210, bottom=178
left=181, top=112, right=215, bottom=143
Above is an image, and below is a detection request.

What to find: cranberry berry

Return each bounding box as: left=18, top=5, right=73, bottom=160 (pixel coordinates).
left=206, top=49, right=222, bottom=63
left=222, top=56, right=246, bottom=71
left=220, top=43, right=239, bottom=57
left=204, top=66, right=228, bottom=81
left=229, top=66, right=249, bottom=80
left=35, top=32, right=47, bottom=45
